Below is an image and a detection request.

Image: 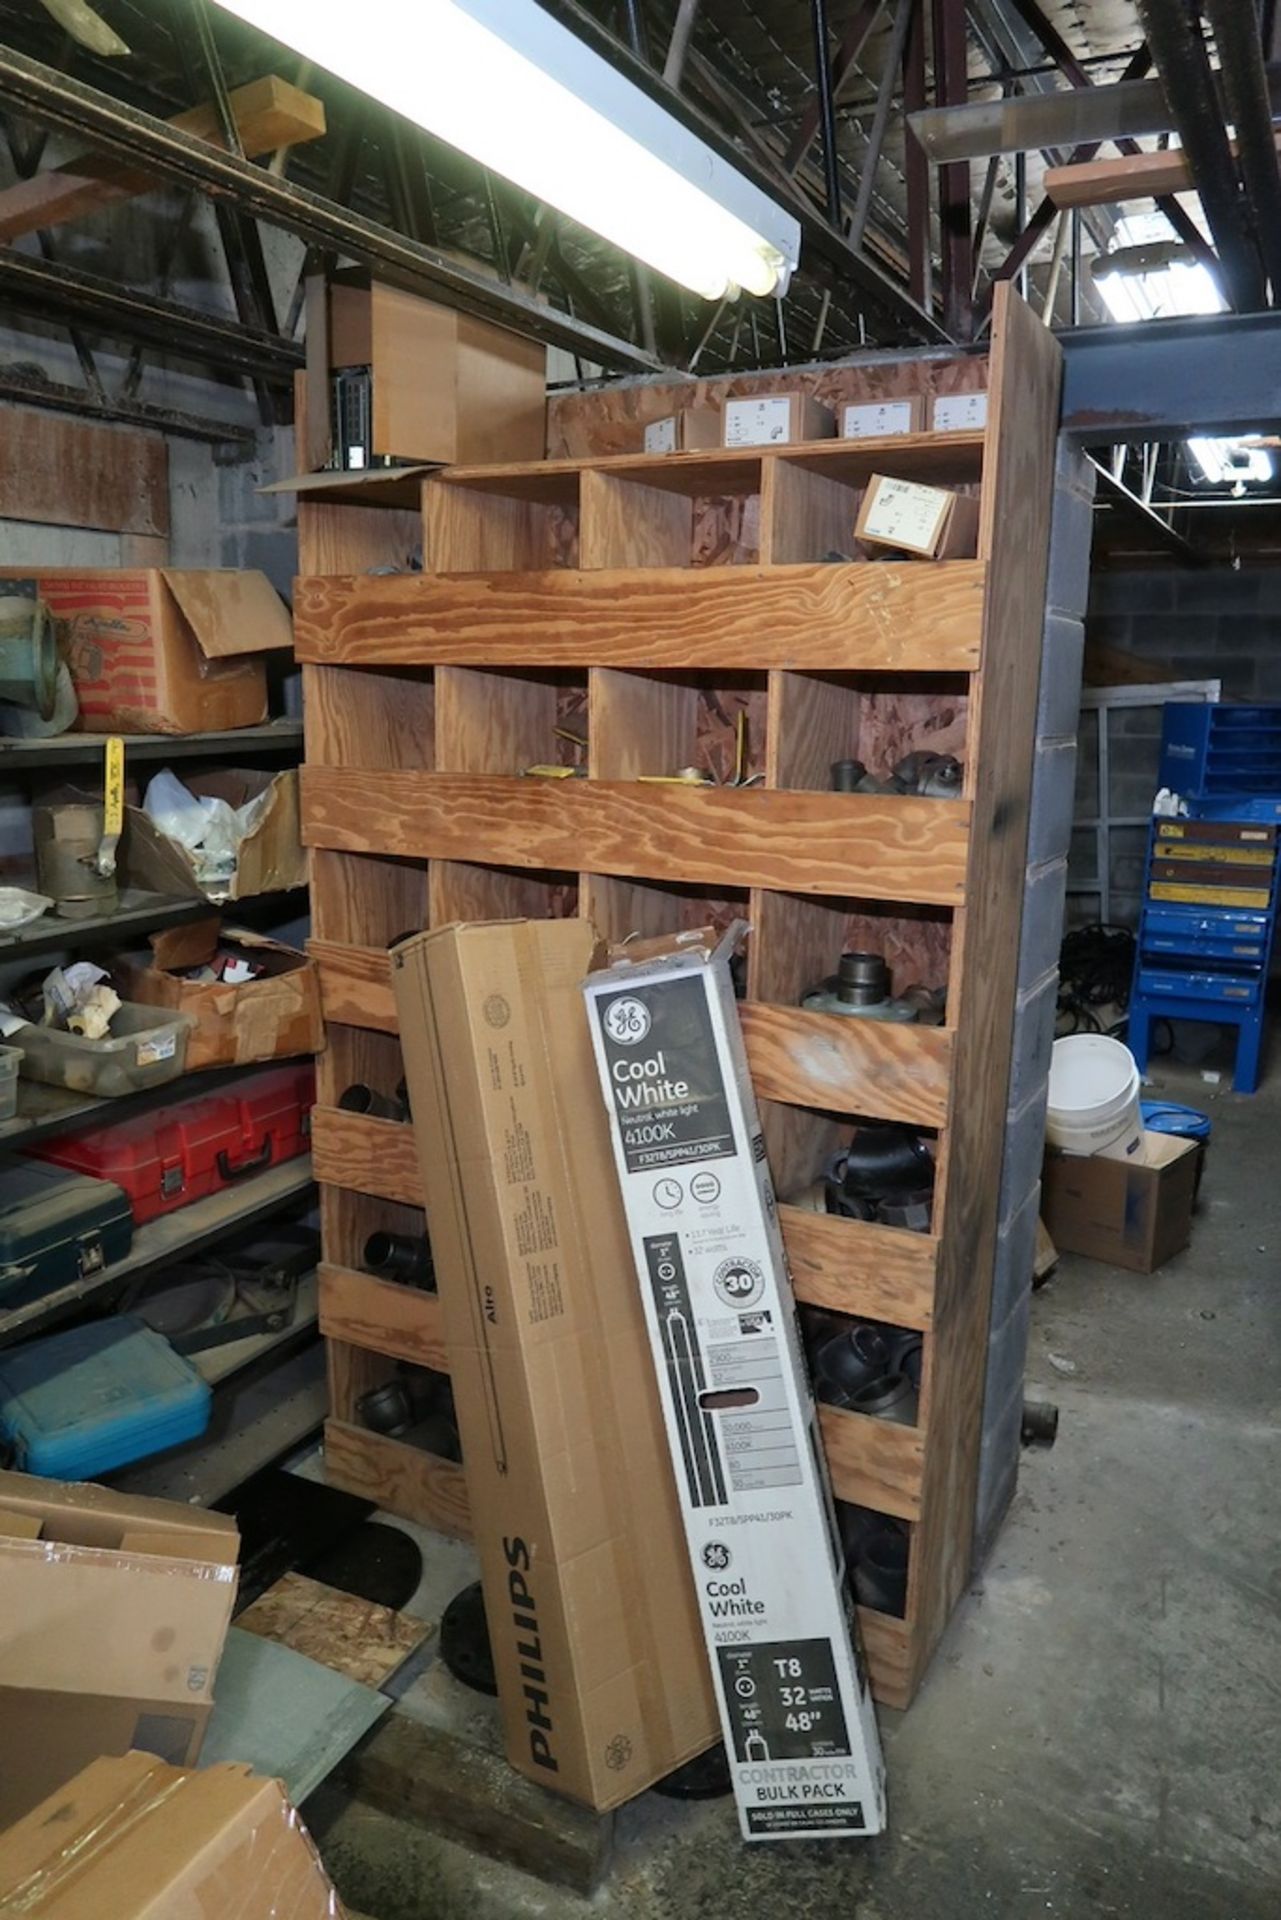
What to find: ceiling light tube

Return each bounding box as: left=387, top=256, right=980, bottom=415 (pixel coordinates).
left=213, top=0, right=801, bottom=302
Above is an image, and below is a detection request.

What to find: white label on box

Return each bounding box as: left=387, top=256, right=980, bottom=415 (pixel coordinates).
left=585, top=947, right=886, bottom=1842
left=136, top=1033, right=178, bottom=1066
left=861, top=476, right=949, bottom=552
left=932, top=391, right=988, bottom=432
left=724, top=396, right=793, bottom=447
left=645, top=415, right=679, bottom=454
left=842, top=401, right=915, bottom=440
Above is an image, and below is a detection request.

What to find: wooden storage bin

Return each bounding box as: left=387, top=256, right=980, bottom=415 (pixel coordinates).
left=293, top=289, right=1061, bottom=1710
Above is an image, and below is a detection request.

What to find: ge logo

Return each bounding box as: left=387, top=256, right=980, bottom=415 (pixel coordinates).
left=604, top=996, right=651, bottom=1045
left=605, top=1734, right=633, bottom=1771
left=701, top=1542, right=731, bottom=1572
left=713, top=1257, right=764, bottom=1310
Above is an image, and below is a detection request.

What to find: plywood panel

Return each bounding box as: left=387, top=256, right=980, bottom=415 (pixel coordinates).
left=780, top=1207, right=937, bottom=1329
left=298, top=502, right=422, bottom=575
left=761, top=460, right=860, bottom=565
left=579, top=470, right=693, bottom=567
left=303, top=663, right=435, bottom=771
left=768, top=670, right=861, bottom=792
left=819, top=1405, right=924, bottom=1522
left=294, top=563, right=986, bottom=674
left=0, top=408, right=167, bottom=534
left=435, top=666, right=558, bottom=773
left=309, top=848, right=428, bottom=947
left=310, top=940, right=398, bottom=1032
left=857, top=1609, right=913, bottom=1710
left=909, top=287, right=1061, bottom=1693
left=319, top=1263, right=448, bottom=1371
left=237, top=1571, right=431, bottom=1689
left=589, top=670, right=698, bottom=781
left=302, top=769, right=971, bottom=904
left=740, top=1004, right=952, bottom=1128
left=324, top=1419, right=470, bottom=1539
left=312, top=1108, right=424, bottom=1206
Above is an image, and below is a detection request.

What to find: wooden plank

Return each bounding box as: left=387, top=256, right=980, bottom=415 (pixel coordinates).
left=0, top=408, right=167, bottom=534
left=425, top=484, right=567, bottom=572
left=910, top=287, right=1062, bottom=1696
left=740, top=1003, right=952, bottom=1128
left=1045, top=134, right=1277, bottom=210
left=0, top=76, right=325, bottom=242
left=237, top=1571, right=431, bottom=1690
left=857, top=1609, right=913, bottom=1710
left=780, top=1207, right=937, bottom=1329
left=301, top=769, right=971, bottom=905
left=312, top=1107, right=424, bottom=1207
left=293, top=562, right=986, bottom=674
left=311, top=939, right=399, bottom=1032
left=319, top=1262, right=447, bottom=1370
left=323, top=1419, right=470, bottom=1540
left=819, top=1405, right=925, bottom=1522
left=345, top=1711, right=613, bottom=1897
left=439, top=428, right=984, bottom=491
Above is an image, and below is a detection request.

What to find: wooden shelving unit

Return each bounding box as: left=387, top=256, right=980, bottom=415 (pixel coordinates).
left=293, top=288, right=1061, bottom=1707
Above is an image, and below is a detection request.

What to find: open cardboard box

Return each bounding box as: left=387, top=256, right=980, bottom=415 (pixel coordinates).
left=120, top=767, right=306, bottom=904
left=1041, top=1130, right=1200, bottom=1274
left=0, top=1470, right=239, bottom=1826
left=115, top=918, right=323, bottom=1070
left=0, top=568, right=293, bottom=735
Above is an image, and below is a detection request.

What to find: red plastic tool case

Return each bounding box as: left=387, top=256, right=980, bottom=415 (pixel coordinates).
left=27, top=1064, right=314, bottom=1224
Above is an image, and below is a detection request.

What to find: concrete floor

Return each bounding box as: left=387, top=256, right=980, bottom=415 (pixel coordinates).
left=311, top=1048, right=1281, bottom=1920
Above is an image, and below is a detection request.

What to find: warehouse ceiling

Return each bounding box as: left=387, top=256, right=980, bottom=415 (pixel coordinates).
left=0, top=0, right=1275, bottom=553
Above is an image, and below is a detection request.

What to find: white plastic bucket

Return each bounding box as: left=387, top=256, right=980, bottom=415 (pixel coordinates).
left=1045, top=1034, right=1143, bottom=1158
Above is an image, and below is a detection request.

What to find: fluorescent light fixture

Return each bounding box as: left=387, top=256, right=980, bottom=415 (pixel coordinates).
left=213, top=0, right=801, bottom=301
left=1187, top=437, right=1273, bottom=486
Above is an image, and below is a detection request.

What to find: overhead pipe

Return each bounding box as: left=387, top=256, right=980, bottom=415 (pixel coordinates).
left=1134, top=0, right=1264, bottom=311
left=1203, top=0, right=1281, bottom=303
left=809, top=0, right=844, bottom=226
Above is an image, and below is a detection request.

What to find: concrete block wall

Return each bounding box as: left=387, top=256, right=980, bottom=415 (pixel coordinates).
left=1074, top=567, right=1276, bottom=925
left=973, top=440, right=1096, bottom=1564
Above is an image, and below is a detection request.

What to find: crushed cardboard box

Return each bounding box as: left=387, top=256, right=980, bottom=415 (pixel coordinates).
left=0, top=1750, right=346, bottom=1918
left=115, top=918, right=322, bottom=1070
left=392, top=918, right=718, bottom=1811
left=121, top=768, right=305, bottom=904
left=0, top=1469, right=239, bottom=1826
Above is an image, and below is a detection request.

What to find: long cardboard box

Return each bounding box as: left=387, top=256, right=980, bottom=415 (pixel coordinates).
left=391, top=919, right=718, bottom=1811
left=582, top=926, right=886, bottom=1842
left=0, top=1751, right=347, bottom=1918
left=0, top=1470, right=239, bottom=1826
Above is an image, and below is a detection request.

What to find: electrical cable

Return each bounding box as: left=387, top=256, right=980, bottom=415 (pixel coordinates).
left=1057, top=924, right=1136, bottom=1034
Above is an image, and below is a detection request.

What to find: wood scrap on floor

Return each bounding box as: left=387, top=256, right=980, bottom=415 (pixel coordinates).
left=1034, top=1218, right=1060, bottom=1287
left=237, top=1570, right=433, bottom=1690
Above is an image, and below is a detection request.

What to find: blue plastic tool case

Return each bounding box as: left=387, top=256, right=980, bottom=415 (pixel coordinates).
left=0, top=1315, right=211, bottom=1477
left=0, top=1160, right=132, bottom=1306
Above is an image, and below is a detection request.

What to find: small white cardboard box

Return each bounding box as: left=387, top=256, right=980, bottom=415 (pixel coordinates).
left=582, top=926, right=886, bottom=1843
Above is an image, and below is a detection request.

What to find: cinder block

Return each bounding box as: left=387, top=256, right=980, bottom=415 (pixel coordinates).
left=974, top=1381, right=1025, bottom=1562
left=1045, top=489, right=1095, bottom=621
left=1087, top=570, right=1175, bottom=615
left=990, top=1180, right=1041, bottom=1326
left=1027, top=738, right=1078, bottom=867
left=1017, top=858, right=1068, bottom=992
left=238, top=528, right=297, bottom=599
left=1007, top=969, right=1057, bottom=1112
left=998, top=1063, right=1049, bottom=1216
left=1168, top=568, right=1262, bottom=613
left=1037, top=616, right=1085, bottom=741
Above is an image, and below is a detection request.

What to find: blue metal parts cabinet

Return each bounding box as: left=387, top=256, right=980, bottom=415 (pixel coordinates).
left=1131, top=711, right=1280, bottom=1092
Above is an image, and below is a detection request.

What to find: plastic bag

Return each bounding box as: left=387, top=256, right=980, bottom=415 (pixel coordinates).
left=0, top=885, right=53, bottom=930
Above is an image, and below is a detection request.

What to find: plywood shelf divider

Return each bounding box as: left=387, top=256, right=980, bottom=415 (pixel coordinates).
left=297, top=296, right=1058, bottom=1710
left=295, top=561, right=986, bottom=675
left=302, top=768, right=970, bottom=903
